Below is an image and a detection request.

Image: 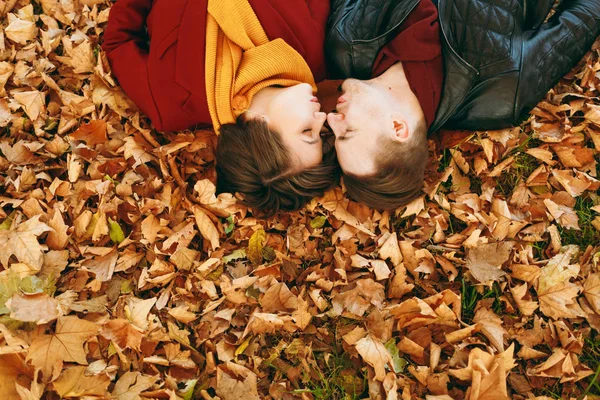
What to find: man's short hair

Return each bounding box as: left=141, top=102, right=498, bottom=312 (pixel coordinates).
left=216, top=117, right=340, bottom=216
left=342, top=117, right=428, bottom=210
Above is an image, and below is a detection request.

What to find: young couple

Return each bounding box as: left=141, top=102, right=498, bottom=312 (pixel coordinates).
left=103, top=0, right=600, bottom=214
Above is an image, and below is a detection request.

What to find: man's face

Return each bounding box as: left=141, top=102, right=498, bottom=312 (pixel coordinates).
left=327, top=79, right=392, bottom=176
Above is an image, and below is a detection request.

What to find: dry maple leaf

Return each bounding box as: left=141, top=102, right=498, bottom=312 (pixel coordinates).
left=7, top=292, right=62, bottom=325
left=473, top=308, right=506, bottom=352
left=5, top=15, right=37, bottom=44
left=26, top=315, right=99, bottom=382
left=584, top=273, right=600, bottom=315
left=538, top=281, right=585, bottom=320
left=0, top=214, right=51, bottom=270
left=12, top=90, right=45, bottom=120
left=465, top=242, right=514, bottom=283
left=216, top=362, right=260, bottom=400
left=0, top=354, right=31, bottom=399
left=355, top=334, right=393, bottom=381
left=51, top=365, right=110, bottom=398
left=111, top=371, right=158, bottom=400
left=100, top=319, right=144, bottom=351
left=331, top=278, right=385, bottom=317
left=510, top=283, right=539, bottom=316
left=69, top=120, right=107, bottom=146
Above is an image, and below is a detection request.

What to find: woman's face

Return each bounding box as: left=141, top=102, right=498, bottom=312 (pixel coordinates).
left=250, top=83, right=328, bottom=171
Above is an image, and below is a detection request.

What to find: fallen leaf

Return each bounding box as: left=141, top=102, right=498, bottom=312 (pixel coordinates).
left=465, top=242, right=514, bottom=283
left=27, top=316, right=99, bottom=381
left=355, top=334, right=393, bottom=381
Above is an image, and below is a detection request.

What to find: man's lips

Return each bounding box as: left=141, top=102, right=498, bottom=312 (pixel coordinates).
left=336, top=95, right=347, bottom=104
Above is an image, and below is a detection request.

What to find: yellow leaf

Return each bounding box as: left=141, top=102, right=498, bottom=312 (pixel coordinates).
left=247, top=229, right=266, bottom=265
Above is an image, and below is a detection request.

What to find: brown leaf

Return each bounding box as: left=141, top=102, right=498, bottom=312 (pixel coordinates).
left=70, top=120, right=107, bottom=146
left=332, top=279, right=385, bottom=317
left=0, top=214, right=51, bottom=269
left=46, top=209, right=69, bottom=250
left=111, top=371, right=158, bottom=400
left=8, top=293, right=62, bottom=324
left=465, top=242, right=514, bottom=283
left=100, top=319, right=144, bottom=351
left=216, top=362, right=260, bottom=400
left=51, top=366, right=110, bottom=398
left=355, top=334, right=392, bottom=381
left=27, top=316, right=99, bottom=381
left=584, top=273, right=600, bottom=315
left=192, top=205, right=220, bottom=251
left=0, top=354, right=30, bottom=399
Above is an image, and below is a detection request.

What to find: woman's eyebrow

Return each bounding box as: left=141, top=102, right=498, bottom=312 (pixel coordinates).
left=304, top=138, right=321, bottom=145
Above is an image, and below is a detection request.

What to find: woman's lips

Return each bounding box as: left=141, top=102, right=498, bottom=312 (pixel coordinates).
left=311, top=96, right=319, bottom=103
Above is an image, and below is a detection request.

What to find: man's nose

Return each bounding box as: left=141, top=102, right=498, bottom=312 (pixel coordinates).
left=327, top=113, right=345, bottom=137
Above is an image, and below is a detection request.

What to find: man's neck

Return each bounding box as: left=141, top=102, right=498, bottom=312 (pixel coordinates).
left=370, top=62, right=410, bottom=99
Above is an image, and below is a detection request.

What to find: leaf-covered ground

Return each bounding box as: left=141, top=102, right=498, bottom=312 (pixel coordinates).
left=1, top=1, right=600, bottom=399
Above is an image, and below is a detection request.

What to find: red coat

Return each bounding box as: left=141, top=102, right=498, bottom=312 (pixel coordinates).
left=103, top=0, right=330, bottom=132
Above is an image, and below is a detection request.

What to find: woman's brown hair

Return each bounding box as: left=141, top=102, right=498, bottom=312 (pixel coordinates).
left=216, top=117, right=340, bottom=216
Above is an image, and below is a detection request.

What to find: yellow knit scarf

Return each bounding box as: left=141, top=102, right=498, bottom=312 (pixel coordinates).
left=205, top=0, right=317, bottom=133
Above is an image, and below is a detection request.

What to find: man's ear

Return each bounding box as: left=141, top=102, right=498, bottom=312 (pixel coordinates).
left=391, top=119, right=410, bottom=142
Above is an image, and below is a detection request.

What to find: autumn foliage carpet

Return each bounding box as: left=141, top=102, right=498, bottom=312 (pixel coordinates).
left=2, top=1, right=600, bottom=399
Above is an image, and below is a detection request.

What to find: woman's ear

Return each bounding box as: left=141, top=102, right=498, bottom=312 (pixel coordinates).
left=392, top=119, right=410, bottom=142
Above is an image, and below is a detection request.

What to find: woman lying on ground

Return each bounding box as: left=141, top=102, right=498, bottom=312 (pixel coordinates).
left=102, top=0, right=339, bottom=215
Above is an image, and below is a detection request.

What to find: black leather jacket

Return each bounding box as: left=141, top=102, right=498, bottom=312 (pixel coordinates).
left=325, top=0, right=600, bottom=132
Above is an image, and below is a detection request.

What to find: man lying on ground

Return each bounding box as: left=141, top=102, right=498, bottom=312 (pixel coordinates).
left=325, top=0, right=600, bottom=210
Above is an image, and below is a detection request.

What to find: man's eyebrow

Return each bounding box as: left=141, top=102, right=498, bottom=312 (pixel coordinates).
left=336, top=135, right=351, bottom=142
